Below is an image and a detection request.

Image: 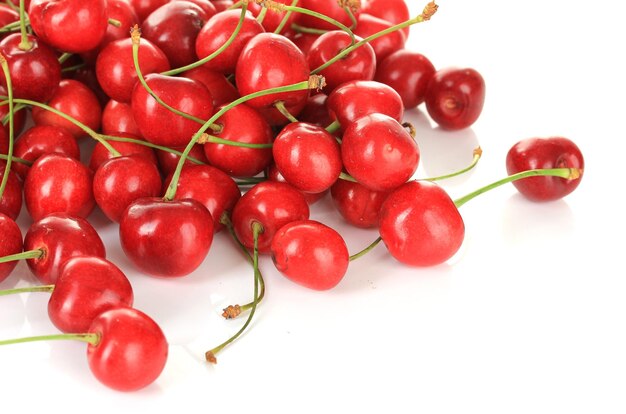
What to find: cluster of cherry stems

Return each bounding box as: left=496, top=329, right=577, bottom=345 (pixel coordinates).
left=0, top=0, right=584, bottom=392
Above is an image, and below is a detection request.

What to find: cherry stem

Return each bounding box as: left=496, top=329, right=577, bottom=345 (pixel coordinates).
left=0, top=21, right=23, bottom=34
left=274, top=0, right=298, bottom=34
left=274, top=101, right=298, bottom=123
left=0, top=285, right=54, bottom=296
left=163, top=76, right=322, bottom=201
left=234, top=177, right=266, bottom=186
left=311, top=1, right=438, bottom=75
left=0, top=54, right=14, bottom=203
left=3, top=1, right=18, bottom=12
left=425, top=147, right=483, bottom=182
left=343, top=5, right=358, bottom=30
left=197, top=132, right=273, bottom=148
left=60, top=62, right=86, bottom=73
left=0, top=249, right=45, bottom=264
left=108, top=18, right=121, bottom=27
left=349, top=237, right=382, bottom=261
left=339, top=172, right=357, bottom=183
left=130, top=25, right=221, bottom=133
left=256, top=6, right=267, bottom=23
left=100, top=134, right=206, bottom=164
left=1, top=102, right=25, bottom=125
left=17, top=0, right=31, bottom=51
left=58, top=52, right=73, bottom=64
left=453, top=167, right=583, bottom=208
left=161, top=3, right=248, bottom=77
left=206, top=221, right=263, bottom=363
left=0, top=332, right=100, bottom=347
left=0, top=154, right=32, bottom=166
left=325, top=119, right=341, bottom=133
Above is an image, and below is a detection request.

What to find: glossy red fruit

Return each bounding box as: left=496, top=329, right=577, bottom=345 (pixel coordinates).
left=506, top=137, right=585, bottom=201
left=0, top=5, right=19, bottom=38
left=362, top=0, right=410, bottom=38
left=31, top=79, right=102, bottom=139
left=87, top=307, right=168, bottom=392
left=0, top=33, right=61, bottom=102
left=48, top=256, right=134, bottom=333
left=181, top=66, right=239, bottom=107
left=342, top=113, right=419, bottom=191
left=130, top=0, right=169, bottom=22
left=327, top=80, right=404, bottom=131
left=354, top=13, right=406, bottom=62
left=266, top=163, right=327, bottom=205
left=0, top=85, right=27, bottom=136
left=289, top=31, right=319, bottom=58
left=23, top=213, right=106, bottom=284
left=375, top=50, right=436, bottom=109
left=24, top=154, right=94, bottom=221
left=93, top=155, right=162, bottom=223
left=89, top=132, right=158, bottom=171
left=247, top=0, right=299, bottom=33
left=379, top=180, right=465, bottom=266
left=28, top=0, right=108, bottom=53
left=0, top=213, right=22, bottom=283
left=273, top=122, right=342, bottom=193
left=231, top=181, right=309, bottom=253
left=184, top=0, right=216, bottom=16
left=0, top=164, right=22, bottom=220
left=330, top=179, right=389, bottom=228
left=101, top=99, right=142, bottom=136
left=119, top=197, right=214, bottom=277
left=307, top=31, right=376, bottom=93
left=271, top=220, right=349, bottom=290
left=298, top=0, right=359, bottom=31
left=156, top=143, right=208, bottom=177
left=131, top=73, right=213, bottom=147
left=211, top=0, right=233, bottom=12
left=425, top=67, right=486, bottom=130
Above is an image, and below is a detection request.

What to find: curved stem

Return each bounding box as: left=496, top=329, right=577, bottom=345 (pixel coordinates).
left=0, top=55, right=14, bottom=203
left=101, top=134, right=206, bottom=165
left=198, top=133, right=273, bottom=149
left=57, top=52, right=72, bottom=64
left=0, top=154, right=32, bottom=166
left=453, top=167, right=583, bottom=208
left=343, top=6, right=358, bottom=31
left=18, top=0, right=31, bottom=51
left=278, top=4, right=355, bottom=43
left=425, top=147, right=482, bottom=182
left=0, top=249, right=45, bottom=264
left=256, top=6, right=267, bottom=24
left=0, top=332, right=100, bottom=347
left=349, top=237, right=382, bottom=261
left=274, top=101, right=298, bottom=123
left=339, top=172, right=357, bottom=183
left=1, top=102, right=25, bottom=125
left=0, top=285, right=54, bottom=296
left=274, top=0, right=298, bottom=34
left=60, top=62, right=85, bottom=73
left=0, top=20, right=23, bottom=34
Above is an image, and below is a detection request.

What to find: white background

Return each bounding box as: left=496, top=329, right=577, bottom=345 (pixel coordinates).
left=1, top=1, right=625, bottom=412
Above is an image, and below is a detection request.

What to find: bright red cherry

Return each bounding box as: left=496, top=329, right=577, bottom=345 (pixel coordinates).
left=379, top=180, right=465, bottom=266
left=89, top=132, right=158, bottom=171
left=0, top=164, right=22, bottom=220
left=247, top=0, right=299, bottom=34
left=425, top=67, right=486, bottom=130
left=330, top=179, right=389, bottom=228
left=362, top=0, right=410, bottom=38
left=266, top=163, right=328, bottom=205
left=298, top=0, right=360, bottom=31
left=506, top=137, right=585, bottom=201
left=181, top=66, right=239, bottom=107
left=101, top=99, right=142, bottom=136
left=375, top=50, right=436, bottom=109
left=130, top=0, right=170, bottom=22
left=0, top=84, right=26, bottom=137
left=298, top=93, right=332, bottom=127
left=0, top=213, right=22, bottom=283
left=271, top=220, right=349, bottom=290
left=156, top=143, right=208, bottom=177
left=354, top=13, right=406, bottom=62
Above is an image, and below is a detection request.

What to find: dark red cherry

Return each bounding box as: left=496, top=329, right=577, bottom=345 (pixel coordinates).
left=506, top=137, right=585, bottom=201
left=271, top=220, right=349, bottom=290
left=24, top=213, right=106, bottom=284
left=101, top=99, right=142, bottom=136
left=130, top=0, right=170, bottom=22
left=119, top=197, right=214, bottom=277
left=289, top=31, right=319, bottom=58
left=0, top=213, right=22, bottom=283
left=375, top=50, right=436, bottom=109
left=0, top=164, right=23, bottom=220
left=181, top=66, right=239, bottom=107
left=425, top=67, right=486, bottom=130
left=330, top=179, right=389, bottom=228
left=298, top=0, right=360, bottom=31
left=379, top=180, right=465, bottom=266
left=362, top=0, right=410, bottom=38
left=210, top=0, right=233, bottom=12
left=354, top=13, right=406, bottom=62
left=90, top=134, right=158, bottom=172
left=0, top=84, right=27, bottom=136
left=298, top=93, right=333, bottom=128
left=0, top=5, right=19, bottom=39
left=156, top=143, right=208, bottom=177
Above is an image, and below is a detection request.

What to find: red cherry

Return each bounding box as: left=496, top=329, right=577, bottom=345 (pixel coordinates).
left=0, top=164, right=22, bottom=220
left=354, top=13, right=406, bottom=62
left=28, top=0, right=108, bottom=53
left=425, top=67, right=486, bottom=130
left=289, top=31, right=319, bottom=58
left=362, top=0, right=410, bottom=38
left=374, top=49, right=436, bottom=109
left=210, top=0, right=233, bottom=12
left=0, top=33, right=61, bottom=102
left=0, top=5, right=19, bottom=38
left=266, top=163, right=327, bottom=205
left=184, top=0, right=217, bottom=16
left=181, top=66, right=239, bottom=107
left=247, top=0, right=299, bottom=33
left=119, top=197, right=214, bottom=277
left=23, top=213, right=106, bottom=284
left=93, top=155, right=162, bottom=223
left=297, top=0, right=360, bottom=31
left=129, top=0, right=170, bottom=22
left=379, top=180, right=465, bottom=266
left=0, top=84, right=27, bottom=136
left=506, top=137, right=585, bottom=201
left=24, top=153, right=95, bottom=221
left=0, top=213, right=22, bottom=283
left=87, top=307, right=168, bottom=392
left=156, top=143, right=208, bottom=177
left=48, top=256, right=134, bottom=333
left=330, top=179, right=389, bottom=228
left=298, top=93, right=333, bottom=128
left=342, top=113, right=419, bottom=191
left=271, top=220, right=349, bottom=290
left=89, top=132, right=158, bottom=171
left=231, top=181, right=310, bottom=253
left=101, top=99, right=142, bottom=136
left=272, top=122, right=342, bottom=193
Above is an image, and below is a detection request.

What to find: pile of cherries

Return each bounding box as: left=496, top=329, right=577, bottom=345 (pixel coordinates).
left=0, top=0, right=584, bottom=392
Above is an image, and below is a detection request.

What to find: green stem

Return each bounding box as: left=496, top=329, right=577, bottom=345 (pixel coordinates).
left=0, top=55, right=14, bottom=203
left=0, top=249, right=45, bottom=265
left=349, top=237, right=382, bottom=261
left=234, top=177, right=267, bottom=186
left=425, top=147, right=482, bottom=182
left=18, top=0, right=31, bottom=50
left=1, top=102, right=25, bottom=125
left=201, top=133, right=273, bottom=149
left=339, top=172, right=357, bottom=183
left=325, top=119, right=341, bottom=133
left=453, top=168, right=582, bottom=208
left=0, top=332, right=100, bottom=347
left=60, top=62, right=86, bottom=73
left=0, top=285, right=54, bottom=296
left=274, top=101, right=298, bottom=123
left=256, top=6, right=267, bottom=24
left=0, top=154, right=32, bottom=166
left=57, top=52, right=73, bottom=64
left=0, top=21, right=23, bottom=34
left=274, top=0, right=298, bottom=34
left=108, top=18, right=121, bottom=27
left=227, top=0, right=243, bottom=9
left=101, top=134, right=206, bottom=165
left=283, top=5, right=355, bottom=43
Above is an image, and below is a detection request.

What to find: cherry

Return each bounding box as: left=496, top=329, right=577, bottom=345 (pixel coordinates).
left=28, top=0, right=108, bottom=53
left=306, top=31, right=376, bottom=93
left=101, top=99, right=142, bottom=136
left=184, top=0, right=217, bottom=16
left=266, top=163, right=328, bottom=205
left=362, top=0, right=410, bottom=39
left=0, top=5, right=19, bottom=37
left=506, top=137, right=585, bottom=201
left=297, top=0, right=360, bottom=31
left=289, top=31, right=319, bottom=58
left=354, top=13, right=406, bottom=62
left=231, top=181, right=310, bottom=253
left=210, top=0, right=234, bottom=13
left=23, top=213, right=106, bottom=284
left=272, top=122, right=342, bottom=193
left=374, top=49, right=436, bottom=109
left=119, top=197, right=214, bottom=277
left=24, top=153, right=95, bottom=221
left=68, top=64, right=109, bottom=107
left=298, top=93, right=333, bottom=127
left=93, top=155, right=162, bottom=223
left=0, top=163, right=22, bottom=220
left=181, top=66, right=239, bottom=107
left=156, top=143, right=208, bottom=177
left=379, top=180, right=465, bottom=266
left=0, top=33, right=61, bottom=102
left=0, top=213, right=21, bottom=283
left=330, top=179, right=390, bottom=228
left=424, top=67, right=486, bottom=130
left=0, top=85, right=26, bottom=137
left=48, top=256, right=134, bottom=333
left=271, top=220, right=349, bottom=290
left=247, top=0, right=299, bottom=34
left=89, top=132, right=158, bottom=171
left=342, top=113, right=419, bottom=191
left=130, top=0, right=170, bottom=22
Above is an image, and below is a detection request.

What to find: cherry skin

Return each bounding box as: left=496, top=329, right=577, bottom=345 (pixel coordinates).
left=379, top=180, right=465, bottom=267
left=330, top=179, right=390, bottom=228
left=425, top=67, right=486, bottom=130
left=101, top=100, right=142, bottom=136
left=184, top=0, right=217, bottom=16
left=211, top=0, right=233, bottom=12
left=0, top=33, right=61, bottom=102
left=23, top=213, right=106, bottom=284
left=362, top=0, right=410, bottom=38
left=342, top=113, right=419, bottom=192
left=375, top=50, right=436, bottom=109
left=247, top=0, right=299, bottom=33
left=0, top=164, right=22, bottom=220
left=93, top=155, right=163, bottom=223
left=89, top=132, right=158, bottom=171
left=24, top=154, right=94, bottom=221
left=506, top=137, right=585, bottom=201
left=297, top=93, right=333, bottom=127
left=327, top=80, right=404, bottom=132
left=266, top=163, right=328, bottom=205
left=156, top=143, right=208, bottom=177
left=181, top=66, right=239, bottom=107
left=119, top=197, right=214, bottom=277
left=28, top=0, right=108, bottom=53
left=354, top=13, right=406, bottom=62
left=271, top=220, right=349, bottom=290
left=130, top=0, right=170, bottom=22
left=231, top=181, right=310, bottom=253
left=0, top=84, right=27, bottom=136
left=87, top=307, right=168, bottom=392
left=48, top=256, right=134, bottom=333
left=0, top=213, right=22, bottom=283
left=0, top=5, right=19, bottom=39
left=289, top=31, right=320, bottom=58
left=298, top=0, right=360, bottom=31
left=272, top=122, right=342, bottom=193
